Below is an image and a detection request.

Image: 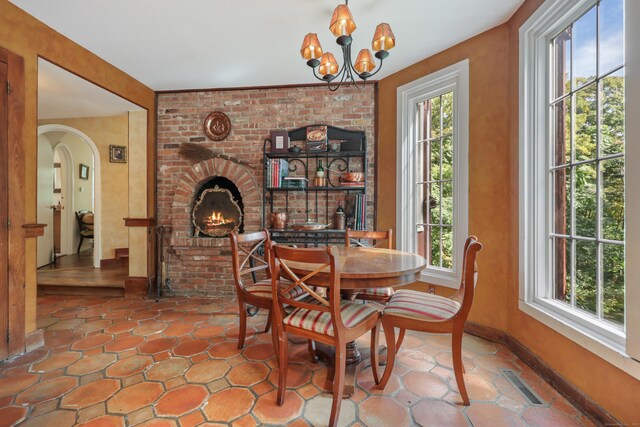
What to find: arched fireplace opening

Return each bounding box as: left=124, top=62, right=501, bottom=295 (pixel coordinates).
left=192, top=176, right=244, bottom=237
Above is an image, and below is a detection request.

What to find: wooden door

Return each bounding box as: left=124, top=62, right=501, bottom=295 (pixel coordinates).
left=0, top=59, right=9, bottom=359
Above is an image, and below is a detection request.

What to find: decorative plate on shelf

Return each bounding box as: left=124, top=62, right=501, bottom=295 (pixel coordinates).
left=204, top=111, right=231, bottom=141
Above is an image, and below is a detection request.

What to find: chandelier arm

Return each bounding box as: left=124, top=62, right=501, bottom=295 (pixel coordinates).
left=361, top=56, right=385, bottom=80
left=311, top=67, right=328, bottom=82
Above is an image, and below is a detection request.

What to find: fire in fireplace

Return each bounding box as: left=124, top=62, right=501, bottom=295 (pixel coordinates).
left=192, top=177, right=244, bottom=237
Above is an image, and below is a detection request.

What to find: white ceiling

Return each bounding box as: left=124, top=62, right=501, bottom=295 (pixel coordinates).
left=38, top=59, right=144, bottom=119
left=14, top=0, right=524, bottom=91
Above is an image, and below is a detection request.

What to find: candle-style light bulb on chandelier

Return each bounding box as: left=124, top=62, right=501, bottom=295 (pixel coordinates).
left=300, top=0, right=395, bottom=91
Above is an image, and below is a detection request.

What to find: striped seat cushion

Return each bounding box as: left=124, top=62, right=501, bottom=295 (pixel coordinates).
left=357, top=287, right=394, bottom=297
left=383, top=290, right=460, bottom=321
left=245, top=279, right=306, bottom=300
left=283, top=301, right=379, bottom=337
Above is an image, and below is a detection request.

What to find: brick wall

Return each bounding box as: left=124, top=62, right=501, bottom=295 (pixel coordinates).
left=157, top=84, right=376, bottom=296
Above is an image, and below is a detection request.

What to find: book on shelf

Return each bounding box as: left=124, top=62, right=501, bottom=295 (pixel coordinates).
left=345, top=194, right=366, bottom=230
left=266, top=159, right=289, bottom=188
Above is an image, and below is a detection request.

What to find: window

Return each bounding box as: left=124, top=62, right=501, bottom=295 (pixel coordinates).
left=397, top=60, right=469, bottom=288
left=521, top=0, right=640, bottom=370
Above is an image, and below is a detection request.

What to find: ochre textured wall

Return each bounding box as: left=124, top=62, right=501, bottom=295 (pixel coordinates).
left=376, top=0, right=640, bottom=422
left=0, top=1, right=155, bottom=337
left=377, top=24, right=511, bottom=332
left=39, top=116, right=131, bottom=261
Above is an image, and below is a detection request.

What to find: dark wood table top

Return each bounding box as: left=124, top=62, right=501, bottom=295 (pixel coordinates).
left=285, top=246, right=427, bottom=289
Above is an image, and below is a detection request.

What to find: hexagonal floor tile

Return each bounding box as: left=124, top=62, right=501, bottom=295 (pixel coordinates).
left=31, top=351, right=81, bottom=372
left=15, top=376, right=78, bottom=405
left=71, top=334, right=114, bottom=351
left=60, top=378, right=120, bottom=409
left=208, top=342, right=242, bottom=359
left=267, top=364, right=310, bottom=388
left=359, top=395, right=412, bottom=427
left=172, top=339, right=210, bottom=357
left=412, top=400, right=468, bottom=426
left=155, top=384, right=209, bottom=417
left=227, top=362, right=269, bottom=387
left=145, top=358, right=190, bottom=381
left=402, top=371, right=451, bottom=399
left=106, top=355, right=153, bottom=378
left=162, top=322, right=195, bottom=337
left=107, top=381, right=164, bottom=414
left=253, top=390, right=304, bottom=425
left=139, top=337, right=177, bottom=354
left=0, top=406, right=28, bottom=426
left=304, top=394, right=356, bottom=427
left=203, top=388, right=254, bottom=422
left=243, top=343, right=275, bottom=361
left=104, top=335, right=145, bottom=352
left=467, top=403, right=526, bottom=427
left=184, top=359, right=230, bottom=383
left=19, top=409, right=77, bottom=427
left=67, top=353, right=117, bottom=376
left=0, top=372, right=39, bottom=397
left=76, top=415, right=125, bottom=427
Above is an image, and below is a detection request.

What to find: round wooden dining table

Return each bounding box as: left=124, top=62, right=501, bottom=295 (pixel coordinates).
left=285, top=246, right=428, bottom=397
left=286, top=246, right=428, bottom=290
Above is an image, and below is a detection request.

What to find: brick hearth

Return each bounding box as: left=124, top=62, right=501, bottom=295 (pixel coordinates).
left=157, top=85, right=376, bottom=296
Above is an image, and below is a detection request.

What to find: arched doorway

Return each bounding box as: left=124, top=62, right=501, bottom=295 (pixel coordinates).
left=37, top=124, right=101, bottom=268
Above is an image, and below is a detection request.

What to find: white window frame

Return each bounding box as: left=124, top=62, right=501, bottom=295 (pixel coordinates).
left=520, top=0, right=640, bottom=377
left=397, top=60, right=469, bottom=288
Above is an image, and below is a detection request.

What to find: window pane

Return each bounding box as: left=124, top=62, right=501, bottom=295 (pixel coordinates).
left=429, top=183, right=440, bottom=225
left=553, top=237, right=572, bottom=304
left=442, top=180, right=453, bottom=226
left=603, top=243, right=625, bottom=325
left=553, top=168, right=572, bottom=236
left=572, top=7, right=597, bottom=88
left=417, top=102, right=426, bottom=141
left=575, top=240, right=597, bottom=315
left=552, top=97, right=571, bottom=166
left=442, top=227, right=453, bottom=270
left=429, top=226, right=441, bottom=267
left=430, top=96, right=441, bottom=139
left=601, top=157, right=624, bottom=242
left=574, top=83, right=597, bottom=161
left=575, top=163, right=597, bottom=238
left=600, top=74, right=625, bottom=156
left=430, top=139, right=441, bottom=181
left=442, top=92, right=453, bottom=136
left=417, top=136, right=426, bottom=182
left=442, top=136, right=453, bottom=181
left=553, top=27, right=572, bottom=99
left=599, top=0, right=624, bottom=75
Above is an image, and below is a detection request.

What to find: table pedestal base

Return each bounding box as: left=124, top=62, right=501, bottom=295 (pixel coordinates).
left=313, top=341, right=387, bottom=398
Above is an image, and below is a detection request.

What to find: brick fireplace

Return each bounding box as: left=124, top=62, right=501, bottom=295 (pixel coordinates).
left=157, top=85, right=375, bottom=296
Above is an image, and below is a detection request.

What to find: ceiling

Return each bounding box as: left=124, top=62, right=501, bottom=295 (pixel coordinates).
left=38, top=59, right=144, bottom=119
left=14, top=0, right=524, bottom=91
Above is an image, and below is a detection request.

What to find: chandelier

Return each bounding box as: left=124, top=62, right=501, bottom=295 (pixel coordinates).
left=300, top=0, right=395, bottom=91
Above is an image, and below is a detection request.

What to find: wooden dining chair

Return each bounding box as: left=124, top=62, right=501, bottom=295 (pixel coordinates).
left=372, top=236, right=483, bottom=405
left=229, top=230, right=306, bottom=349
left=269, top=243, right=381, bottom=427
left=345, top=228, right=394, bottom=303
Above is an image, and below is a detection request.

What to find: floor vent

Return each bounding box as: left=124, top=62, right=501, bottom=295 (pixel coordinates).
left=501, top=369, right=546, bottom=406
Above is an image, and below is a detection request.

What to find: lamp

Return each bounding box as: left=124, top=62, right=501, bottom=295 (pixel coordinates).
left=300, top=0, right=395, bottom=91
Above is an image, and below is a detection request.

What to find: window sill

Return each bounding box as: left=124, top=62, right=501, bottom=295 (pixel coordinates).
left=518, top=300, right=640, bottom=381
left=419, top=269, right=459, bottom=289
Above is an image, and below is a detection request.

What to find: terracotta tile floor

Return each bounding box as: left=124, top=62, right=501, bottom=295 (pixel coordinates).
left=0, top=295, right=596, bottom=427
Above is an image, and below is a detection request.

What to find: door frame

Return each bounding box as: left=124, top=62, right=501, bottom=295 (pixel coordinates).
left=0, top=45, right=26, bottom=358
left=38, top=125, right=101, bottom=268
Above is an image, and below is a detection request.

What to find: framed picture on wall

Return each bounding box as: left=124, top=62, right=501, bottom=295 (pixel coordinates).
left=79, top=163, right=90, bottom=180
left=109, top=145, right=127, bottom=163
